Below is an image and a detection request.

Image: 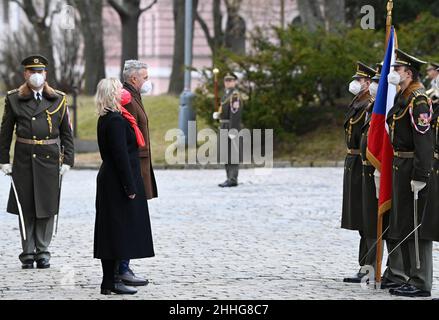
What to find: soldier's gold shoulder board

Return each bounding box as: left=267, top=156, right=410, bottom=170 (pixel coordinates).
left=55, top=89, right=66, bottom=96
left=7, top=88, right=19, bottom=95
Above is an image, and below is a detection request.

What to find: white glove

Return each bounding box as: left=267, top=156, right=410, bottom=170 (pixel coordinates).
left=411, top=180, right=426, bottom=197
left=373, top=170, right=380, bottom=199
left=213, top=112, right=220, bottom=120
left=1, top=163, right=12, bottom=175
left=60, top=164, right=71, bottom=176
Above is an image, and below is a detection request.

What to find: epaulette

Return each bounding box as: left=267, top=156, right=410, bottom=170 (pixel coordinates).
left=411, top=89, right=428, bottom=106
left=7, top=88, right=19, bottom=95
left=55, top=89, right=66, bottom=96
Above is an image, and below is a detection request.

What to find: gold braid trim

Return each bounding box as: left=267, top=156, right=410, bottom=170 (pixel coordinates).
left=45, top=96, right=66, bottom=134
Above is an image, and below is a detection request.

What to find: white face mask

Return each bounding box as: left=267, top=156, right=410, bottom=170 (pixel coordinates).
left=388, top=70, right=402, bottom=86
left=140, top=80, right=152, bottom=95
left=348, top=80, right=362, bottom=95
left=369, top=82, right=379, bottom=97
left=28, top=72, right=45, bottom=89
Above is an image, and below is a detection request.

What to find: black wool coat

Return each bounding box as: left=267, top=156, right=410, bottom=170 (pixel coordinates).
left=94, top=111, right=154, bottom=260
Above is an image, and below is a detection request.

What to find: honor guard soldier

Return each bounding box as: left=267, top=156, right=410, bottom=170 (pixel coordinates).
left=361, top=63, right=408, bottom=289
left=213, top=72, right=244, bottom=188
left=426, top=62, right=439, bottom=109
left=420, top=62, right=439, bottom=294
left=386, top=49, right=433, bottom=297
left=342, top=61, right=376, bottom=283
left=0, top=55, right=74, bottom=269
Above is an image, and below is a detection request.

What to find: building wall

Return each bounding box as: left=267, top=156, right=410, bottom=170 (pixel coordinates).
left=104, top=0, right=299, bottom=94
left=0, top=0, right=299, bottom=94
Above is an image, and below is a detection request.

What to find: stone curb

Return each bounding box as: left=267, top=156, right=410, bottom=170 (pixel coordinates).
left=73, top=160, right=345, bottom=170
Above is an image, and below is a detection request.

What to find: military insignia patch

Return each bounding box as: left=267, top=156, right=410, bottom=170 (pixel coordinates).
left=417, top=113, right=431, bottom=126
left=409, top=97, right=432, bottom=134
left=34, top=58, right=39, bottom=63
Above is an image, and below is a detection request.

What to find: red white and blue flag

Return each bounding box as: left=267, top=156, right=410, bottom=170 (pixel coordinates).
left=366, top=26, right=397, bottom=215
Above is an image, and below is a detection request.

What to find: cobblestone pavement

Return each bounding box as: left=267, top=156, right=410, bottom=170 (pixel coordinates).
left=1, top=168, right=438, bottom=300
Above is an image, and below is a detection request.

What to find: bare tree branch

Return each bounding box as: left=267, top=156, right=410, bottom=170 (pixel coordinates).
left=108, top=0, right=129, bottom=17
left=139, top=0, right=157, bottom=14
left=12, top=0, right=40, bottom=24
left=194, top=10, right=214, bottom=52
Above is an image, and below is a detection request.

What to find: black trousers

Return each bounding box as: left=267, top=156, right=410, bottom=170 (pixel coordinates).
left=101, top=259, right=116, bottom=289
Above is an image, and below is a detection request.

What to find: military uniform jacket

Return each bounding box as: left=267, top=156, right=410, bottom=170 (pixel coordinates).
left=421, top=102, right=439, bottom=241
left=386, top=81, right=433, bottom=240
left=341, top=91, right=372, bottom=231
left=219, top=88, right=243, bottom=131
left=218, top=88, right=243, bottom=164
left=0, top=83, right=74, bottom=219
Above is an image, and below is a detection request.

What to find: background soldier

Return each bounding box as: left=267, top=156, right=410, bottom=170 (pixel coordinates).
left=0, top=55, right=74, bottom=269
left=213, top=72, right=243, bottom=188
left=342, top=61, right=375, bottom=283
left=386, top=49, right=433, bottom=297
left=420, top=61, right=439, bottom=282
left=426, top=62, right=439, bottom=108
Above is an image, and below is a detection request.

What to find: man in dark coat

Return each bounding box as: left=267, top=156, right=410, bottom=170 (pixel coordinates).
left=360, top=63, right=408, bottom=289
left=342, top=61, right=376, bottom=283
left=114, top=60, right=158, bottom=286
left=213, top=72, right=244, bottom=188
left=0, top=55, right=74, bottom=269
left=385, top=49, right=433, bottom=297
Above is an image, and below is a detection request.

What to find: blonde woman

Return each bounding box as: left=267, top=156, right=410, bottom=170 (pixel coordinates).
left=93, top=78, right=154, bottom=295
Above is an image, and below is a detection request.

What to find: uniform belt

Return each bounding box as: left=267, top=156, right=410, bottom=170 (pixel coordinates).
left=393, top=151, right=415, bottom=158
left=219, top=120, right=230, bottom=123
left=346, top=148, right=361, bottom=155
left=434, top=152, right=439, bottom=160
left=16, top=137, right=58, bottom=145
left=362, top=160, right=372, bottom=166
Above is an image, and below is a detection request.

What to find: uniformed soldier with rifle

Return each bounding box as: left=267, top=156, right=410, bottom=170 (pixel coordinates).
left=213, top=72, right=244, bottom=188
left=342, top=62, right=376, bottom=283
left=360, top=62, right=408, bottom=289
left=0, top=55, right=74, bottom=269
left=385, top=49, right=433, bottom=297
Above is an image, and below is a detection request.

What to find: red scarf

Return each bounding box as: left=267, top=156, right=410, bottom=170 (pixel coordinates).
left=120, top=106, right=146, bottom=147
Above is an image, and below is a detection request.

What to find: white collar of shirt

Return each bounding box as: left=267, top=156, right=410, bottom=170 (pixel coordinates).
left=32, top=89, right=43, bottom=100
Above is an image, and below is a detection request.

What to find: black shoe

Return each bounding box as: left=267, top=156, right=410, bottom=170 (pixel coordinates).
left=101, top=280, right=137, bottom=295
left=21, top=259, right=34, bottom=269
left=390, top=284, right=431, bottom=297
left=343, top=272, right=366, bottom=283
left=379, top=277, right=402, bottom=289
left=36, top=258, right=50, bottom=269
left=218, top=181, right=238, bottom=188
left=118, top=268, right=149, bottom=287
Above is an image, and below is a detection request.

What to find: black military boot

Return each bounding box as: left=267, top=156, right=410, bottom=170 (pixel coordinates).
left=21, top=259, right=34, bottom=269
left=218, top=180, right=238, bottom=188
left=379, top=277, right=402, bottom=289
left=390, top=284, right=431, bottom=297
left=343, top=272, right=367, bottom=283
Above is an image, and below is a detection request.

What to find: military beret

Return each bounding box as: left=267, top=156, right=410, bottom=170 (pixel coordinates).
left=224, top=72, right=238, bottom=80
left=21, top=54, right=49, bottom=71
left=392, top=49, right=426, bottom=72
left=352, top=61, right=376, bottom=79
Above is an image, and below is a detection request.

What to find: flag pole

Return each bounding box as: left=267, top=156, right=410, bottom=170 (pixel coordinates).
left=375, top=0, right=394, bottom=289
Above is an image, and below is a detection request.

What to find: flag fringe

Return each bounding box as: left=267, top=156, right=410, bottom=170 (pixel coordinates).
left=366, top=148, right=382, bottom=172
